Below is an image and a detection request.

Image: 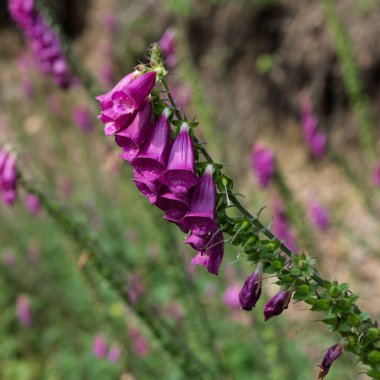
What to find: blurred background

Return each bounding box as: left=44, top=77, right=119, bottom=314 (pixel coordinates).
left=1, top=0, right=380, bottom=378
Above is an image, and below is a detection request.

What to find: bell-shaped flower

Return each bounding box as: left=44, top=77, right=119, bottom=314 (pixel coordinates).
left=182, top=165, right=217, bottom=235
left=133, top=170, right=160, bottom=204
left=160, top=122, right=198, bottom=193
left=318, top=343, right=343, bottom=379
left=16, top=294, right=33, bottom=327
left=0, top=149, right=18, bottom=205
left=92, top=334, right=107, bottom=359
left=97, top=71, right=156, bottom=136
left=115, top=98, right=153, bottom=162
left=132, top=109, right=171, bottom=181
left=239, top=267, right=262, bottom=311
left=264, top=290, right=292, bottom=321
left=154, top=189, right=189, bottom=220
left=191, top=229, right=224, bottom=275
left=308, top=199, right=330, bottom=231
left=251, top=142, right=275, bottom=188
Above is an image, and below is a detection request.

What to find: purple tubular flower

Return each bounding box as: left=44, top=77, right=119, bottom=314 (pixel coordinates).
left=108, top=344, right=122, bottom=363
left=264, top=290, right=292, bottom=321
left=239, top=269, right=262, bottom=311
left=8, top=0, right=75, bottom=89
left=133, top=170, right=160, bottom=204
left=0, top=149, right=18, bottom=205
left=16, top=294, right=33, bottom=327
left=251, top=142, right=275, bottom=188
left=308, top=199, right=330, bottom=231
left=372, top=162, right=380, bottom=187
left=73, top=106, right=94, bottom=134
left=159, top=123, right=198, bottom=193
left=159, top=28, right=178, bottom=68
left=223, top=284, right=241, bottom=308
left=300, top=94, right=327, bottom=159
left=131, top=109, right=171, bottom=181
left=25, top=194, right=41, bottom=215
left=96, top=71, right=138, bottom=111
left=115, top=98, right=153, bottom=163
left=92, top=334, right=107, bottom=359
left=273, top=198, right=298, bottom=253
left=182, top=165, right=217, bottom=235
left=318, top=343, right=343, bottom=379
left=96, top=71, right=156, bottom=136
left=154, top=189, right=189, bottom=219
left=191, top=229, right=224, bottom=275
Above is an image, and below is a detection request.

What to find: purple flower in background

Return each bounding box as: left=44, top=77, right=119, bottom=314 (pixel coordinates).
left=239, top=267, right=262, bottom=311
left=160, top=122, right=198, bottom=193
left=127, top=272, right=146, bottom=305
left=3, top=249, right=16, bottom=266
left=318, top=343, right=343, bottom=379
left=16, top=294, right=33, bottom=327
left=251, top=142, right=275, bottom=188
left=108, top=344, right=122, bottom=363
left=182, top=165, right=217, bottom=235
left=160, top=28, right=178, bottom=68
left=73, top=106, right=94, bottom=134
left=132, top=170, right=161, bottom=204
left=92, top=334, right=107, bottom=359
left=96, top=71, right=156, bottom=136
left=191, top=228, right=224, bottom=275
left=264, top=290, right=292, bottom=321
left=8, top=0, right=75, bottom=88
left=154, top=189, right=189, bottom=220
left=0, top=148, right=18, bottom=205
left=132, top=109, right=171, bottom=181
left=272, top=198, right=298, bottom=252
left=299, top=94, right=327, bottom=159
left=223, top=284, right=241, bottom=308
left=103, top=12, right=118, bottom=35
left=25, top=194, right=41, bottom=215
left=116, top=98, right=153, bottom=163
left=372, top=162, right=380, bottom=187
left=308, top=199, right=330, bottom=231
left=128, top=327, right=150, bottom=357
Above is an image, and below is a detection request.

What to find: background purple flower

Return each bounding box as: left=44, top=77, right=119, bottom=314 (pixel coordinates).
left=251, top=142, right=275, bottom=188
left=92, top=334, right=107, bottom=359
left=73, top=106, right=94, bottom=134
left=16, top=294, right=33, bottom=327
left=308, top=199, right=330, bottom=231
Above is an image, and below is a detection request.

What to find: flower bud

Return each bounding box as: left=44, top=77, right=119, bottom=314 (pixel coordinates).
left=318, top=343, right=343, bottom=379
left=366, top=328, right=380, bottom=342
left=264, top=290, right=292, bottom=321
left=239, top=268, right=262, bottom=311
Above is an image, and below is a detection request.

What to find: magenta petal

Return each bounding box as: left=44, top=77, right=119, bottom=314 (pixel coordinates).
left=163, top=215, right=189, bottom=234
left=133, top=171, right=160, bottom=204
left=190, top=229, right=224, bottom=275
left=182, top=165, right=217, bottom=235
left=96, top=71, right=139, bottom=110
left=115, top=99, right=153, bottom=162
left=132, top=110, right=170, bottom=181
left=123, top=71, right=156, bottom=112
left=185, top=232, right=212, bottom=252
left=160, top=123, right=198, bottom=193
left=251, top=142, right=275, bottom=188
left=154, top=189, right=189, bottom=219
